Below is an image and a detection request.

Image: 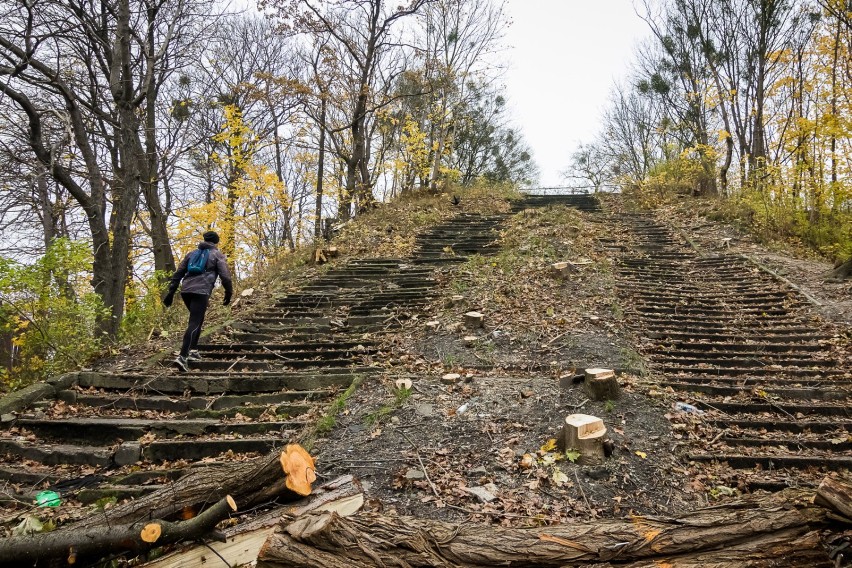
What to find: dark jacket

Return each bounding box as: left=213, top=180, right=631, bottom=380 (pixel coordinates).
left=168, top=242, right=233, bottom=298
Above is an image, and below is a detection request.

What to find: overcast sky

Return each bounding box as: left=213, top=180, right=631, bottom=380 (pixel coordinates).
left=502, top=0, right=650, bottom=186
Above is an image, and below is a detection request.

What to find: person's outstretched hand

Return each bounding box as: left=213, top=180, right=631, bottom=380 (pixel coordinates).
left=163, top=292, right=174, bottom=307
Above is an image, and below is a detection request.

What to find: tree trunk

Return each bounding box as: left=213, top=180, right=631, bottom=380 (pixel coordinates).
left=340, top=157, right=357, bottom=223
left=140, top=476, right=363, bottom=568
left=142, top=180, right=176, bottom=275
left=272, top=111, right=296, bottom=252
left=257, top=483, right=850, bottom=568
left=0, top=496, right=237, bottom=566
left=141, top=5, right=175, bottom=277
left=430, top=122, right=447, bottom=192
left=828, top=258, right=852, bottom=281
left=0, top=446, right=314, bottom=566
left=815, top=475, right=852, bottom=520
left=34, top=171, right=56, bottom=249
left=314, top=97, right=327, bottom=239
left=76, top=445, right=314, bottom=529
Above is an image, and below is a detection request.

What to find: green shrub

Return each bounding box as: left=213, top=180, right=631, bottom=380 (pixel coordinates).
left=0, top=239, right=106, bottom=391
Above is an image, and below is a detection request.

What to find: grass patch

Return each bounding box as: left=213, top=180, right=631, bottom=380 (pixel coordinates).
left=620, top=347, right=648, bottom=377
left=364, top=384, right=413, bottom=427
left=309, top=376, right=363, bottom=444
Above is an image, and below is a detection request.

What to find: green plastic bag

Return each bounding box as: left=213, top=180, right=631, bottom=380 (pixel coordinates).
left=35, top=490, right=61, bottom=507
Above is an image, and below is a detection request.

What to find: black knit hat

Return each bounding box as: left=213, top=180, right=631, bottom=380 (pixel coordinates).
left=203, top=231, right=220, bottom=244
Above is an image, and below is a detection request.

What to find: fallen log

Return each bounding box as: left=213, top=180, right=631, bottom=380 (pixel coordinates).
left=828, top=258, right=852, bottom=281
left=0, top=445, right=314, bottom=565
left=0, top=495, right=236, bottom=565
left=815, top=474, right=852, bottom=522
left=77, top=444, right=314, bottom=528
left=596, top=529, right=828, bottom=567
left=257, top=484, right=849, bottom=568
left=144, top=475, right=363, bottom=568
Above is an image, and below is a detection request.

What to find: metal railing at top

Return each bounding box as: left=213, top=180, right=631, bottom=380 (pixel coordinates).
left=518, top=186, right=592, bottom=196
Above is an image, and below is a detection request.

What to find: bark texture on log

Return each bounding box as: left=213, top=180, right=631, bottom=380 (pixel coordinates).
left=142, top=476, right=363, bottom=568
left=0, top=496, right=236, bottom=565
left=815, top=475, right=852, bottom=521
left=257, top=492, right=832, bottom=568
left=77, top=446, right=310, bottom=528
left=600, top=529, right=829, bottom=567
left=829, top=258, right=852, bottom=280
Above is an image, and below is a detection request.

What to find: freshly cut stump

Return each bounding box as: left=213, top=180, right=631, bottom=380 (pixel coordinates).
left=441, top=373, right=461, bottom=385
left=583, top=368, right=620, bottom=401
left=464, top=311, right=484, bottom=328
left=559, top=414, right=607, bottom=465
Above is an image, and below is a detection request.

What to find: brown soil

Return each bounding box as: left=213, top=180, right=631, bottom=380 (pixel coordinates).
left=311, top=204, right=695, bottom=526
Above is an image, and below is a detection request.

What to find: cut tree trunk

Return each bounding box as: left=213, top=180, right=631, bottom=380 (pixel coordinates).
left=559, top=414, right=607, bottom=465
left=583, top=368, right=620, bottom=401
left=0, top=496, right=237, bottom=565
left=257, top=487, right=840, bottom=568
left=144, top=475, right=363, bottom=568
left=815, top=475, right=852, bottom=521
left=464, top=311, right=484, bottom=328
left=1, top=446, right=314, bottom=565
left=77, top=444, right=314, bottom=528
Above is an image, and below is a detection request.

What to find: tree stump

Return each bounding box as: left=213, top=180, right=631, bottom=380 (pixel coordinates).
left=583, top=368, right=620, bottom=401
left=551, top=261, right=576, bottom=279
left=464, top=311, right=484, bottom=328
left=441, top=373, right=461, bottom=385
left=559, top=414, right=607, bottom=465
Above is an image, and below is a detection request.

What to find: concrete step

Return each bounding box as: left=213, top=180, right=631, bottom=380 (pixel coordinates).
left=75, top=370, right=369, bottom=394
left=57, top=389, right=321, bottom=413
left=11, top=417, right=306, bottom=444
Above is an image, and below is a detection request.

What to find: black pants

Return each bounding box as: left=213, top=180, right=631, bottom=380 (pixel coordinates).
left=180, top=293, right=209, bottom=357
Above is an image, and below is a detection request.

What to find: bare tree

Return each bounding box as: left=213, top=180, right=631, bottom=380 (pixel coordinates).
left=599, top=80, right=664, bottom=184
left=562, top=143, right=616, bottom=194
left=421, top=0, right=508, bottom=190
left=270, top=0, right=432, bottom=220
left=0, top=0, right=211, bottom=337
left=639, top=0, right=718, bottom=195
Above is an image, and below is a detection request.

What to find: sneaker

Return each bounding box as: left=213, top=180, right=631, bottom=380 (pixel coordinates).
left=173, top=355, right=189, bottom=372
left=187, top=350, right=203, bottom=362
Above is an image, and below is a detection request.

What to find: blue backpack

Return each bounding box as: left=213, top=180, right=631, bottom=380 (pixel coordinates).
left=186, top=248, right=210, bottom=276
